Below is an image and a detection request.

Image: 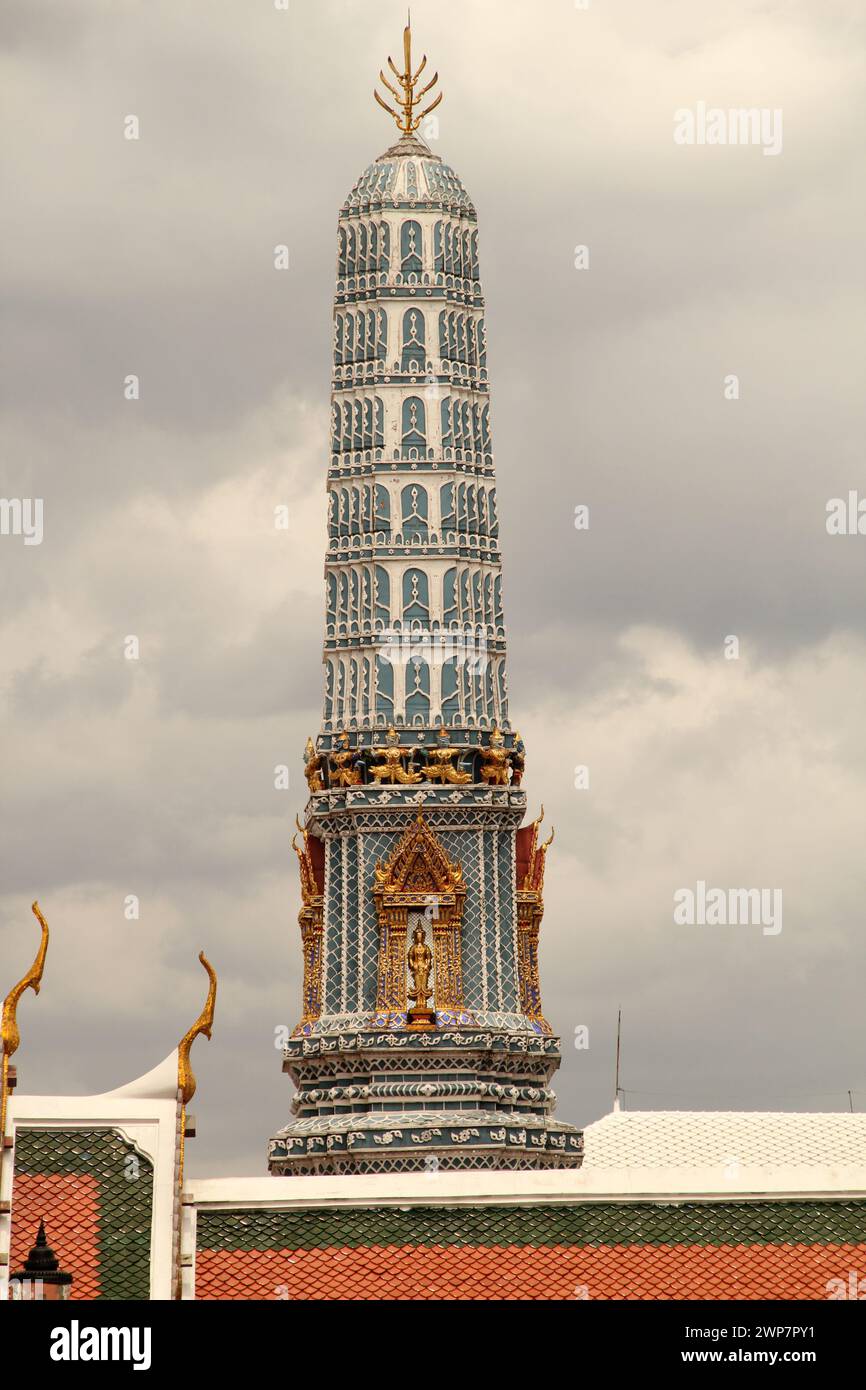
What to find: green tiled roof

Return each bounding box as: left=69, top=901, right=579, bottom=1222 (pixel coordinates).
left=197, top=1200, right=866, bottom=1253
left=14, top=1127, right=154, bottom=1300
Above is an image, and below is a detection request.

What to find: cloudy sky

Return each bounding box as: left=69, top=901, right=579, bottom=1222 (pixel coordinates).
left=1, top=0, right=864, bottom=1175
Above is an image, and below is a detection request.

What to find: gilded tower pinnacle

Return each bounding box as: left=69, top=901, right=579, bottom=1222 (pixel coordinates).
left=374, top=16, right=443, bottom=135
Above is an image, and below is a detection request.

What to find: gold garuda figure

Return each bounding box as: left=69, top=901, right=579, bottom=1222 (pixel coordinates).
left=303, top=736, right=325, bottom=792
left=426, top=727, right=471, bottom=785
left=510, top=731, right=526, bottom=786
left=329, top=731, right=363, bottom=787
left=479, top=725, right=511, bottom=786
left=369, top=726, right=423, bottom=785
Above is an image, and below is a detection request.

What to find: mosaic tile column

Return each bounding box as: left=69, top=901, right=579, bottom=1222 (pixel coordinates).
left=270, top=121, right=581, bottom=1175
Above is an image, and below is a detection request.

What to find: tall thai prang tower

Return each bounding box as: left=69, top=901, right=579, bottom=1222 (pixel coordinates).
left=269, top=22, right=582, bottom=1175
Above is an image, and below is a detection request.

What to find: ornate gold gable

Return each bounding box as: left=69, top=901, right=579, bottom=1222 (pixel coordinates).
left=372, top=812, right=465, bottom=1019
left=292, top=819, right=325, bottom=1028
left=516, top=808, right=554, bottom=1032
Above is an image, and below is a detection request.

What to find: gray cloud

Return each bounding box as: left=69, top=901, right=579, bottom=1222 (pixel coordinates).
left=2, top=0, right=864, bottom=1172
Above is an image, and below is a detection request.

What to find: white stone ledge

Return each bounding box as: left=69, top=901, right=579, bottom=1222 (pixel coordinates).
left=185, top=1164, right=866, bottom=1210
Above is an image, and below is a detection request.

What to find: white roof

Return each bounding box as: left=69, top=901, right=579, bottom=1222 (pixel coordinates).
left=186, top=1109, right=866, bottom=1211
left=582, top=1109, right=866, bottom=1170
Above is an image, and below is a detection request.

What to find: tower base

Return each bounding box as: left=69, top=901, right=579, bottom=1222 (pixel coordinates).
left=268, top=1025, right=584, bottom=1175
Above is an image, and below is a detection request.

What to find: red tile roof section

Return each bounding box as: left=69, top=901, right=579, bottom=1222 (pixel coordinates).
left=10, top=1173, right=102, bottom=1300
left=195, top=1241, right=866, bottom=1301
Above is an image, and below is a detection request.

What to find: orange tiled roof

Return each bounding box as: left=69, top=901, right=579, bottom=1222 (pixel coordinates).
left=194, top=1200, right=866, bottom=1300
left=195, top=1240, right=866, bottom=1301
left=10, top=1173, right=101, bottom=1300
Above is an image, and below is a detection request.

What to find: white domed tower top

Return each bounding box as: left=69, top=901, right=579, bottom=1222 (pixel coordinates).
left=344, top=129, right=475, bottom=217
left=351, top=19, right=473, bottom=212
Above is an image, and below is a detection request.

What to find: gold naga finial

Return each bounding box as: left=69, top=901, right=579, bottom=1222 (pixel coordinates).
left=374, top=14, right=442, bottom=134
left=1, top=901, right=50, bottom=1060
left=535, top=805, right=554, bottom=851
left=177, top=951, right=217, bottom=1106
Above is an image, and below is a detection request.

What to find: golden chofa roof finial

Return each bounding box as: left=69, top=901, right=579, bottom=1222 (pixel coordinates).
left=374, top=13, right=442, bottom=134
left=1, top=901, right=50, bottom=1062
left=177, top=951, right=217, bottom=1106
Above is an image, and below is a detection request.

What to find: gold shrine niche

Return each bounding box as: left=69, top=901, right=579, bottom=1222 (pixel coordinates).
left=372, top=812, right=466, bottom=1022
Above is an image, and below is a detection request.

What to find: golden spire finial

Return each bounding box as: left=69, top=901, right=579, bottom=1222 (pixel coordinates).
left=374, top=15, right=442, bottom=134
left=1, top=902, right=50, bottom=1061
left=177, top=951, right=217, bottom=1106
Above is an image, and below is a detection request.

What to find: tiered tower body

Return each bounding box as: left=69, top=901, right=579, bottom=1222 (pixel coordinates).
left=269, top=45, right=581, bottom=1173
